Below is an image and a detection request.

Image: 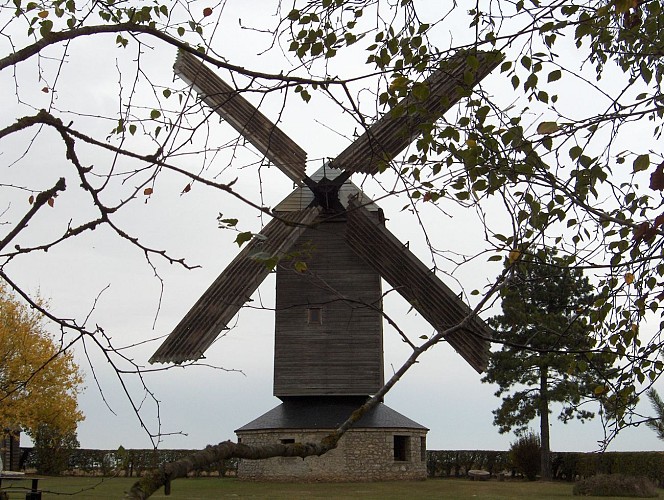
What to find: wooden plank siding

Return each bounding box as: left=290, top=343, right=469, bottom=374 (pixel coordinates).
left=150, top=208, right=320, bottom=364
left=345, top=200, right=491, bottom=373
left=331, top=51, right=501, bottom=176
left=173, top=50, right=307, bottom=184
left=274, top=217, right=384, bottom=396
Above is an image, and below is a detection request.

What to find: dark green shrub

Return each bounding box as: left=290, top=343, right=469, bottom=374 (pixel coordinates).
left=510, top=432, right=541, bottom=480
left=30, top=424, right=79, bottom=475
left=573, top=474, right=657, bottom=497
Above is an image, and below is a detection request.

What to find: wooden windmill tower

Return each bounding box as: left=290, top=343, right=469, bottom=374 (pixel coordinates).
left=150, top=49, right=498, bottom=481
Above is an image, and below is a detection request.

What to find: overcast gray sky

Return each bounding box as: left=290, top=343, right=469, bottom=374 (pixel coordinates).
left=1, top=1, right=662, bottom=454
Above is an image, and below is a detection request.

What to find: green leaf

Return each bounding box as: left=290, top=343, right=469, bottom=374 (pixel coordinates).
left=150, top=109, right=161, bottom=120
left=311, top=42, right=323, bottom=56
left=466, top=55, right=479, bottom=71
left=547, top=69, right=562, bottom=82
left=39, top=19, right=53, bottom=37
left=129, top=124, right=136, bottom=135
left=219, top=218, right=238, bottom=227
left=235, top=231, right=253, bottom=247
left=569, top=146, right=582, bottom=160
left=536, top=121, right=559, bottom=134
left=411, top=82, right=430, bottom=101
left=633, top=154, right=650, bottom=173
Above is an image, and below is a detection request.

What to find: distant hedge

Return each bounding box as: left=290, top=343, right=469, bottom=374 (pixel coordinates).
left=427, top=450, right=664, bottom=485
left=551, top=452, right=664, bottom=485
left=18, top=446, right=664, bottom=483
left=426, top=450, right=512, bottom=478
left=19, top=447, right=238, bottom=477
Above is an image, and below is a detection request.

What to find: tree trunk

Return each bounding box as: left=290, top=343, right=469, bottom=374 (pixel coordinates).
left=539, top=365, right=552, bottom=480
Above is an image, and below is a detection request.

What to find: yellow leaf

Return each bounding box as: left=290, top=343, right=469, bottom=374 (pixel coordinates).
left=38, top=10, right=49, bottom=18
left=0, top=284, right=84, bottom=436
left=389, top=75, right=408, bottom=92
left=624, top=272, right=634, bottom=284
left=508, top=249, right=521, bottom=262
left=294, top=261, right=308, bottom=273
left=594, top=385, right=606, bottom=395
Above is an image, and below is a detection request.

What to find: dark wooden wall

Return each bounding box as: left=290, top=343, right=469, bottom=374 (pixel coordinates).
left=1, top=431, right=20, bottom=471
left=273, top=216, right=384, bottom=397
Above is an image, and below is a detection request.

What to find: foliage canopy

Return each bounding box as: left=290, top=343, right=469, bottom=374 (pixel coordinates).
left=0, top=283, right=84, bottom=438
left=483, top=250, right=607, bottom=435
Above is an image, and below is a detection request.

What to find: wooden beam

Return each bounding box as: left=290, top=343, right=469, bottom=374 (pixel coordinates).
left=331, top=50, right=502, bottom=175
left=174, top=50, right=307, bottom=184
left=345, top=199, right=492, bottom=373
left=150, top=207, right=320, bottom=364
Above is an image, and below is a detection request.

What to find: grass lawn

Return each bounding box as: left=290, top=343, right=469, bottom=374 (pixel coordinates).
left=0, top=476, right=660, bottom=499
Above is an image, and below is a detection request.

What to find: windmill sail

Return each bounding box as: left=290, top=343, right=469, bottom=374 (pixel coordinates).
left=174, top=50, right=307, bottom=184
left=345, top=199, right=491, bottom=373
left=150, top=207, right=320, bottom=364
left=332, top=51, right=502, bottom=175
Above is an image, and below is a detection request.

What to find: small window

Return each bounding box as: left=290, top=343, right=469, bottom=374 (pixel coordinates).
left=307, top=307, right=322, bottom=325
left=280, top=438, right=295, bottom=444
left=420, top=436, right=426, bottom=462
left=394, top=435, right=410, bottom=462
left=237, top=437, right=242, bottom=444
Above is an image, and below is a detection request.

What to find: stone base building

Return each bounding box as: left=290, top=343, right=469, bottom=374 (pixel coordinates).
left=235, top=398, right=427, bottom=482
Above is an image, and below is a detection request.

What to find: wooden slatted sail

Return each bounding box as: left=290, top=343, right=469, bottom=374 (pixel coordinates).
left=174, top=50, right=307, bottom=184
left=150, top=207, right=321, bottom=364
left=345, top=199, right=492, bottom=373
left=331, top=50, right=502, bottom=175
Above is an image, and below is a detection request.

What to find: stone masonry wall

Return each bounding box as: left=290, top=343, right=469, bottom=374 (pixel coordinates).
left=236, top=428, right=427, bottom=482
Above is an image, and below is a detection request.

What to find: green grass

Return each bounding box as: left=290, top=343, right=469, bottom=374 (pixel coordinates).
left=0, top=476, right=661, bottom=499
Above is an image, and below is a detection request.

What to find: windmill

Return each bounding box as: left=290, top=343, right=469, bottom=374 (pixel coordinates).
left=150, top=49, right=498, bottom=480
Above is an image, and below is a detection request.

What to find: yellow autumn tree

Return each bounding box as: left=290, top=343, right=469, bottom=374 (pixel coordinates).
left=0, top=283, right=84, bottom=441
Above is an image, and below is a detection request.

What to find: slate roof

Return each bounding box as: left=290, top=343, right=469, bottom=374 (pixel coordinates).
left=235, top=398, right=428, bottom=432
